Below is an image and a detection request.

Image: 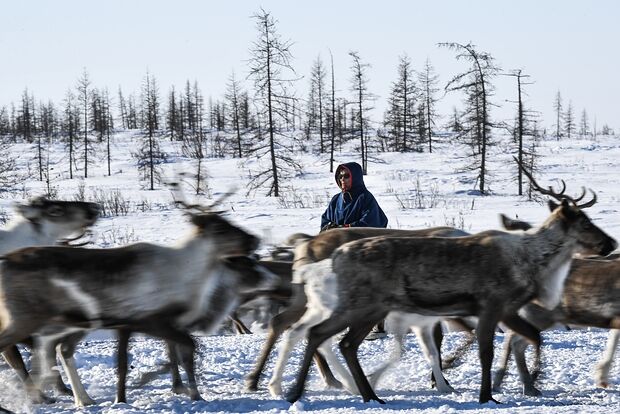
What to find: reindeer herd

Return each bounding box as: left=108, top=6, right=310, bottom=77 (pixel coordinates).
left=0, top=165, right=619, bottom=412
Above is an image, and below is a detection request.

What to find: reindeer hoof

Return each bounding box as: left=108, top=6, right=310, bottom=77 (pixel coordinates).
left=75, top=397, right=97, bottom=407
left=30, top=391, right=55, bottom=404
left=325, top=378, right=343, bottom=390
left=597, top=381, right=609, bottom=389
left=245, top=376, right=259, bottom=392
left=172, top=384, right=189, bottom=395
left=268, top=382, right=282, bottom=398
left=189, top=392, right=204, bottom=401
left=285, top=389, right=302, bottom=404
left=436, top=385, right=456, bottom=394
left=523, top=386, right=542, bottom=397
left=479, top=396, right=501, bottom=404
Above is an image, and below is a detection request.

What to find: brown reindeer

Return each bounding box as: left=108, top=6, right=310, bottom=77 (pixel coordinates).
left=245, top=226, right=469, bottom=392
left=491, top=214, right=620, bottom=395
left=285, top=183, right=616, bottom=404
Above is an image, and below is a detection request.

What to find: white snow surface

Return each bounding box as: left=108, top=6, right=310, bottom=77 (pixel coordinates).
left=1, top=132, right=619, bottom=413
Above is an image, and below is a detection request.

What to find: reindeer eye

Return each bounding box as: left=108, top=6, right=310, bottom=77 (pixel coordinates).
left=47, top=206, right=65, bottom=217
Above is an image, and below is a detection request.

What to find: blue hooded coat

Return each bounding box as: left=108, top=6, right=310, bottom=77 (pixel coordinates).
left=320, top=162, right=388, bottom=230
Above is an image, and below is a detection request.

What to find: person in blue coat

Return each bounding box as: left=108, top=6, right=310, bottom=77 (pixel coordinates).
left=320, top=162, right=388, bottom=232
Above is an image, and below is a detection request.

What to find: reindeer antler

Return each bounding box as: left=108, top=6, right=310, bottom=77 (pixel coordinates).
left=514, top=156, right=597, bottom=208
left=168, top=176, right=237, bottom=214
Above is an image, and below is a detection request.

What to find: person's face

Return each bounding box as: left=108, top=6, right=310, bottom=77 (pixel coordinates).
left=338, top=169, right=351, bottom=191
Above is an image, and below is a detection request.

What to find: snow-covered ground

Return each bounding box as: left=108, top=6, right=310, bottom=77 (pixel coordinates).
left=0, top=132, right=619, bottom=413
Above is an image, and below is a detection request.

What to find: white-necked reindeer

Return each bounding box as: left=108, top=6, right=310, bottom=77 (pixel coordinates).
left=245, top=226, right=469, bottom=393
left=0, top=197, right=100, bottom=403
left=285, top=178, right=617, bottom=404
left=0, top=204, right=276, bottom=408
left=266, top=258, right=456, bottom=399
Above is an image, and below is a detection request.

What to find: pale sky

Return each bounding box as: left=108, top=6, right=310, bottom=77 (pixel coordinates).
left=2, top=0, right=619, bottom=131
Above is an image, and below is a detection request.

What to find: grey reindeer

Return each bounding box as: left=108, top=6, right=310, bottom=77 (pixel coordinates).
left=0, top=197, right=100, bottom=405
left=285, top=173, right=616, bottom=405
left=0, top=204, right=270, bottom=407
left=492, top=213, right=620, bottom=396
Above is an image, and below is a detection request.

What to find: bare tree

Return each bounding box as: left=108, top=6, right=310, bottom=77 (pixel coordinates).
left=135, top=71, right=166, bottom=190
left=348, top=50, right=374, bottom=174
left=102, top=88, right=114, bottom=176
left=418, top=58, right=440, bottom=153
left=440, top=42, right=500, bottom=194
left=225, top=71, right=247, bottom=158
left=307, top=55, right=327, bottom=153
left=118, top=87, right=129, bottom=130
left=0, top=137, right=18, bottom=194
left=564, top=100, right=575, bottom=139
left=246, top=8, right=302, bottom=197
left=503, top=69, right=541, bottom=195
left=76, top=68, right=92, bottom=178
left=62, top=89, right=80, bottom=179
left=552, top=90, right=563, bottom=141
left=328, top=50, right=337, bottom=172
left=181, top=82, right=208, bottom=194
left=579, top=108, right=590, bottom=138
left=384, top=54, right=418, bottom=152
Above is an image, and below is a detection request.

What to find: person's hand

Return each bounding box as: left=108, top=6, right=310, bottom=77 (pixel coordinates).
left=320, top=222, right=339, bottom=232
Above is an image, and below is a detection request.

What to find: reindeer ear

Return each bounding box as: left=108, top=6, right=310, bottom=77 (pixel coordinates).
left=500, top=214, right=532, bottom=231
left=499, top=214, right=511, bottom=229
left=547, top=200, right=559, bottom=212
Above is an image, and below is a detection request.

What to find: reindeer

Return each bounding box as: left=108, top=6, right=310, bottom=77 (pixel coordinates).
left=0, top=197, right=99, bottom=252
left=284, top=180, right=616, bottom=404
left=266, top=257, right=460, bottom=399
left=0, top=197, right=100, bottom=404
left=490, top=215, right=620, bottom=396
left=245, top=226, right=470, bottom=392
left=0, top=206, right=269, bottom=407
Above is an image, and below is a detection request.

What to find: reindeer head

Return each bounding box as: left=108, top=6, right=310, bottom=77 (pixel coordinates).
left=516, top=158, right=617, bottom=257
left=172, top=186, right=259, bottom=257
left=16, top=197, right=100, bottom=238
left=189, top=212, right=259, bottom=255
left=219, top=256, right=280, bottom=295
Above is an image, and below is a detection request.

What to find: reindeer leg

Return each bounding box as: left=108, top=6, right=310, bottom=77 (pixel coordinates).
left=415, top=325, right=455, bottom=393
left=171, top=334, right=201, bottom=401
left=368, top=312, right=410, bottom=389
left=492, top=330, right=514, bottom=392
left=230, top=313, right=252, bottom=334
left=316, top=339, right=356, bottom=394
left=115, top=329, right=131, bottom=404
left=269, top=306, right=329, bottom=397
left=476, top=312, right=501, bottom=404
left=167, top=341, right=187, bottom=395
left=285, top=314, right=351, bottom=403
left=57, top=337, right=96, bottom=407
left=2, top=345, right=54, bottom=404
left=339, top=313, right=387, bottom=404
left=430, top=322, right=442, bottom=388
left=246, top=288, right=307, bottom=391
left=595, top=328, right=619, bottom=388
left=441, top=318, right=477, bottom=369
left=502, top=313, right=542, bottom=397
left=314, top=351, right=343, bottom=389
left=368, top=331, right=404, bottom=389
